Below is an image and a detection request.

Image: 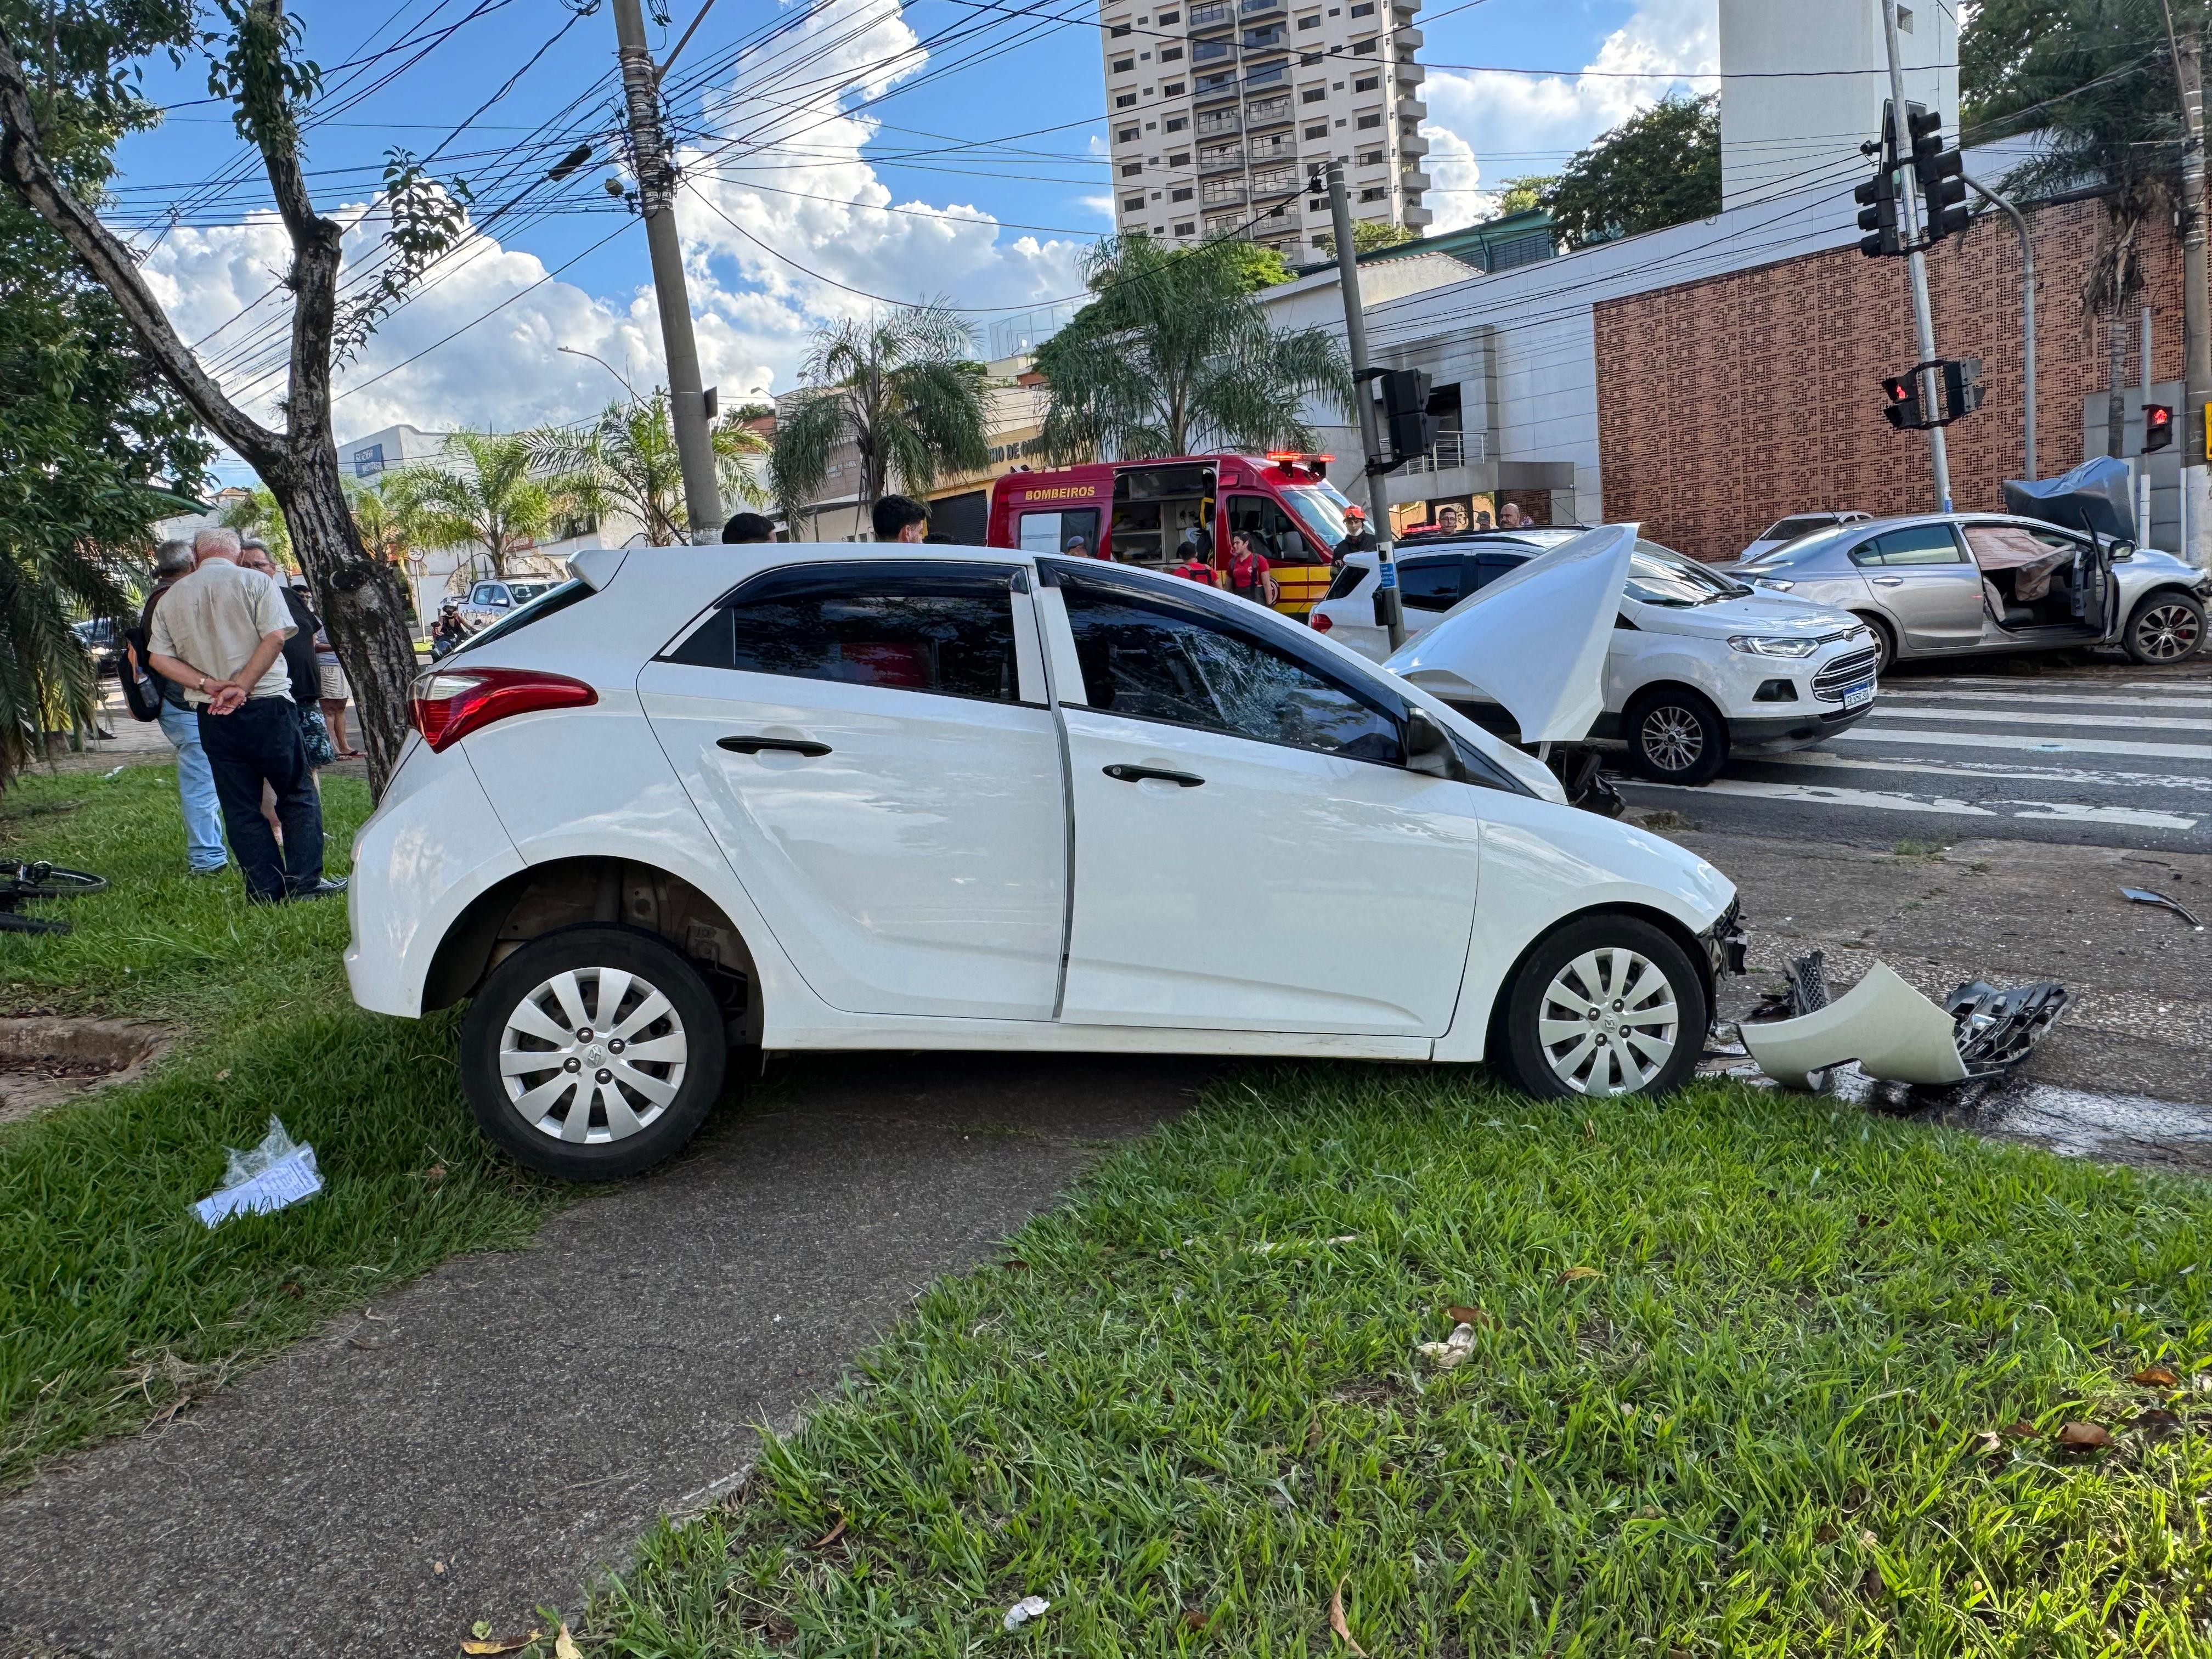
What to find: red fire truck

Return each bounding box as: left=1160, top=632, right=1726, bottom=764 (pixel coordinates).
left=984, top=452, right=1359, bottom=616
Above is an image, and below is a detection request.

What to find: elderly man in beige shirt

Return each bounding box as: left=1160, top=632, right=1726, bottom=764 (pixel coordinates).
left=148, top=527, right=344, bottom=904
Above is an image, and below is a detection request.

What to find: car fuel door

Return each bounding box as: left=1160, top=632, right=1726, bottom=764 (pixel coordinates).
left=1037, top=561, right=1481, bottom=1037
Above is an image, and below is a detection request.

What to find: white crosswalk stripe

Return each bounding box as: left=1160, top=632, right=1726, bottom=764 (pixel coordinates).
left=1617, top=667, right=2212, bottom=839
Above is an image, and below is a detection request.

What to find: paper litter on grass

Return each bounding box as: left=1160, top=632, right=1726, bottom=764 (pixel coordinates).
left=1002, top=1595, right=1050, bottom=1632
left=193, top=1115, right=321, bottom=1225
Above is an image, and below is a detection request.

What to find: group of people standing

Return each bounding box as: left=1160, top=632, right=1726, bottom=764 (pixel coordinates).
left=128, top=526, right=348, bottom=905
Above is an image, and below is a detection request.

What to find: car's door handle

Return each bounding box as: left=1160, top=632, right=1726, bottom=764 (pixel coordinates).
left=1103, top=763, right=1205, bottom=787
left=1870, top=576, right=1905, bottom=586
left=718, top=736, right=831, bottom=757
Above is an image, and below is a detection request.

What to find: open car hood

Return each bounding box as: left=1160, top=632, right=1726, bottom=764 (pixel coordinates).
left=2001, top=455, right=2135, bottom=544
left=1383, top=523, right=1635, bottom=744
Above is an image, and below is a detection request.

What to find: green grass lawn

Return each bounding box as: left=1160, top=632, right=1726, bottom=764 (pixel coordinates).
left=0, top=764, right=570, bottom=1483
left=582, top=1069, right=2212, bottom=1658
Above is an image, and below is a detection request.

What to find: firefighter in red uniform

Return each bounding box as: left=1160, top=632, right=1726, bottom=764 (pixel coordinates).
left=1171, top=540, right=1218, bottom=585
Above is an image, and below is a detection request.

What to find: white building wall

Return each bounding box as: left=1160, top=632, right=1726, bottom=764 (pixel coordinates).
left=1719, top=0, right=1957, bottom=212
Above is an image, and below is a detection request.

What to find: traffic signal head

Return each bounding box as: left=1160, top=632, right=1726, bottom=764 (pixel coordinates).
left=1942, top=357, right=1985, bottom=423
left=1881, top=371, right=1923, bottom=431
left=1378, top=368, right=1436, bottom=467
left=2145, top=402, right=2175, bottom=452
left=1854, top=170, right=1901, bottom=257
left=1918, top=144, right=1968, bottom=240
left=1907, top=105, right=1943, bottom=168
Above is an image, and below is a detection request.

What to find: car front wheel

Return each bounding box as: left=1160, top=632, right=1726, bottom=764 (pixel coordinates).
left=1497, top=915, right=1708, bottom=1101
left=2125, top=592, right=2206, bottom=664
left=1623, top=689, right=1728, bottom=786
left=460, top=926, right=730, bottom=1181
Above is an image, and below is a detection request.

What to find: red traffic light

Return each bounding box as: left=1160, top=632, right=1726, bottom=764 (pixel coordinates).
left=2144, top=403, right=2174, bottom=452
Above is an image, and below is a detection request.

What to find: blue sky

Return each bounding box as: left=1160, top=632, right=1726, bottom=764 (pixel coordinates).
left=104, top=0, right=1715, bottom=476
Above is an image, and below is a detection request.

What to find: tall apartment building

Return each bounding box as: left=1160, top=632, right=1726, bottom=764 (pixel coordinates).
left=1101, top=0, right=1430, bottom=265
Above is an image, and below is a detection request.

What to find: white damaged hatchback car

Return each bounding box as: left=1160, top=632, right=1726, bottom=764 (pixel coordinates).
left=346, top=532, right=1745, bottom=1178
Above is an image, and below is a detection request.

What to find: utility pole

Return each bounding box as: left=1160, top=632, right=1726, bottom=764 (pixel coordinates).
left=1325, top=158, right=1404, bottom=650
left=1880, top=0, right=1953, bottom=513
left=614, top=0, right=724, bottom=544
left=1965, top=174, right=2034, bottom=478
left=2173, top=20, right=2209, bottom=568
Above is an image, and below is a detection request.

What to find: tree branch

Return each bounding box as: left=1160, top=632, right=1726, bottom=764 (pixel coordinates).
left=0, top=26, right=283, bottom=471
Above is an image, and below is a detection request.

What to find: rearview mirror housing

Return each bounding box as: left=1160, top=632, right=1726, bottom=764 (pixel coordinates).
left=1404, top=706, right=1470, bottom=781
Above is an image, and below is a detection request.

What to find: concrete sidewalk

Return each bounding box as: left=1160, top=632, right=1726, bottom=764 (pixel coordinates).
left=0, top=1054, right=1206, bottom=1659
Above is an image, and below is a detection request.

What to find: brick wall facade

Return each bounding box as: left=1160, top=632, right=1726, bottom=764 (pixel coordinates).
left=1594, top=196, right=2184, bottom=563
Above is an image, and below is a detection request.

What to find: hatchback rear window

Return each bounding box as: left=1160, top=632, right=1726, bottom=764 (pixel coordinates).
left=449, top=579, right=591, bottom=654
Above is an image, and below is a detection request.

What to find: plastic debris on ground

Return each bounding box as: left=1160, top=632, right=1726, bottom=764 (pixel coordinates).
left=1739, top=951, right=2067, bottom=1092
left=193, top=1116, right=323, bottom=1226
left=1002, top=1595, right=1051, bottom=1632
left=2121, top=886, right=2204, bottom=929
left=1416, top=1322, right=1479, bottom=1370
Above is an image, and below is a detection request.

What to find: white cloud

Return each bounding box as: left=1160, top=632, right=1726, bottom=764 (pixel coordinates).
left=138, top=0, right=1095, bottom=445
left=1418, top=0, right=1718, bottom=232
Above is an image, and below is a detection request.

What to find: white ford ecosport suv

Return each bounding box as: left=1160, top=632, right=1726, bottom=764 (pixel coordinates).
left=347, top=539, right=1744, bottom=1179
left=1309, top=534, right=1880, bottom=785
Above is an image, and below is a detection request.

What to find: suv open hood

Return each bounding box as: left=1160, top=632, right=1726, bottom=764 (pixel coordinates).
left=1629, top=589, right=1858, bottom=640
left=1383, top=524, right=1635, bottom=743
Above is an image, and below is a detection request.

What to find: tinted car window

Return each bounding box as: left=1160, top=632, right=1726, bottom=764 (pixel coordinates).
left=1398, top=556, right=1464, bottom=611
left=1854, top=524, right=1963, bottom=566
left=1226, top=494, right=1324, bottom=565
left=668, top=561, right=1020, bottom=703
left=1742, top=524, right=1858, bottom=567
left=1471, top=551, right=1527, bottom=590
left=1054, top=567, right=1402, bottom=763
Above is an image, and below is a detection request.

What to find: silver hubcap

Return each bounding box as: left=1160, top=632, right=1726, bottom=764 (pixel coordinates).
left=1537, top=947, right=1679, bottom=1097
left=1641, top=706, right=1705, bottom=773
left=2135, top=603, right=2203, bottom=662
left=498, top=966, right=687, bottom=1144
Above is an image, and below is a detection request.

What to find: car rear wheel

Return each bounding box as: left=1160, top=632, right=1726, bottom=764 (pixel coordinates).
left=1623, top=688, right=1727, bottom=786
left=460, top=926, right=730, bottom=1181
left=2124, top=592, right=2206, bottom=664
left=1497, top=915, right=1707, bottom=1101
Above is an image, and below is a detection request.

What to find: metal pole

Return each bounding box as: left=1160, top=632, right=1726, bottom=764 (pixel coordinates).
left=1326, top=158, right=1403, bottom=650
left=614, top=0, right=724, bottom=544
left=1880, top=0, right=1953, bottom=513
left=2172, top=20, right=2210, bottom=568
left=1965, top=173, right=2034, bottom=478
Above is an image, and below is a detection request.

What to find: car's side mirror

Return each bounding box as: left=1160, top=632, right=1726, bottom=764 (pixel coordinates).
left=1404, top=707, right=1469, bottom=781
left=2112, top=541, right=2136, bottom=561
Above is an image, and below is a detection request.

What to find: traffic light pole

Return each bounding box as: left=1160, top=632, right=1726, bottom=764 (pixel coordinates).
left=1963, top=174, right=2034, bottom=478
left=1880, top=0, right=1954, bottom=513
left=2174, top=24, right=2209, bottom=569
left=614, top=0, right=725, bottom=544
left=1327, top=158, right=1404, bottom=651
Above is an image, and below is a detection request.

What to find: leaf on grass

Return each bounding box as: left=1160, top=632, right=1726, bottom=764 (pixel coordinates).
left=2133, top=1366, right=2180, bottom=1388
left=1329, top=1579, right=1367, bottom=1657
left=1561, top=1267, right=1602, bottom=1283
left=811, top=1516, right=847, bottom=1549
left=1445, top=1305, right=1495, bottom=1329
left=554, top=1622, right=583, bottom=1659
left=1814, top=1522, right=1839, bottom=1544
left=1415, top=1323, right=1478, bottom=1369
left=2000, top=1420, right=2037, bottom=1439
left=1974, top=1431, right=2004, bottom=1457
left=2056, top=1421, right=2112, bottom=1450
left=1860, top=1567, right=1886, bottom=1600
left=460, top=1635, right=540, bottom=1657
left=2134, top=1407, right=2183, bottom=1435
left=1182, top=1608, right=1210, bottom=1630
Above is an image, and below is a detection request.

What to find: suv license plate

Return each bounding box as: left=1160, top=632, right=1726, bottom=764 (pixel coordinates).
left=1842, top=681, right=1874, bottom=710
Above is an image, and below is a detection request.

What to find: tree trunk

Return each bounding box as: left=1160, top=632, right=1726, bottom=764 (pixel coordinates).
left=2108, top=311, right=2130, bottom=457
left=268, top=441, right=420, bottom=789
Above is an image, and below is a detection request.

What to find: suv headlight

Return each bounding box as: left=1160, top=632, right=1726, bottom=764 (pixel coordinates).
left=1750, top=575, right=1795, bottom=591
left=1728, top=634, right=1821, bottom=658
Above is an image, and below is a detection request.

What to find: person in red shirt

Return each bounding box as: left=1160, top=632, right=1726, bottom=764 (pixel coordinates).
left=1171, top=543, right=1218, bottom=585
left=1223, top=529, right=1274, bottom=605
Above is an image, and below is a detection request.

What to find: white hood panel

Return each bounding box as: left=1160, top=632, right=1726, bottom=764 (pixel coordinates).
left=1383, top=524, right=1637, bottom=744
left=1629, top=590, right=1859, bottom=640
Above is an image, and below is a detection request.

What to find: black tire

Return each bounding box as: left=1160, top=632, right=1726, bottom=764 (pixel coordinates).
left=460, top=926, right=729, bottom=1181
left=1851, top=613, right=1897, bottom=678
left=2124, top=591, right=2207, bottom=665
left=1623, top=687, right=1728, bottom=786
left=1497, top=914, right=1708, bottom=1102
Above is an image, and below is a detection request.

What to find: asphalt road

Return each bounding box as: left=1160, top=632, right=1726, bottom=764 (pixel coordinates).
left=1617, top=650, right=2212, bottom=854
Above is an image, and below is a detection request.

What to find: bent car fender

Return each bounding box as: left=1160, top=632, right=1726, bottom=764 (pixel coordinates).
left=1739, top=962, right=1969, bottom=1090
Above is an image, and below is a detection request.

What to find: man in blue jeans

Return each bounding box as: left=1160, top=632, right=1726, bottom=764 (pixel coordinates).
left=138, top=539, right=227, bottom=874
left=147, top=528, right=345, bottom=905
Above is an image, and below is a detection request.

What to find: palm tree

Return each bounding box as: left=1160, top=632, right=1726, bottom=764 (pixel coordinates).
left=1036, top=234, right=1352, bottom=464
left=528, top=393, right=769, bottom=546
left=217, top=484, right=291, bottom=566
left=383, top=430, right=554, bottom=576
left=346, top=477, right=415, bottom=567
left=768, top=304, right=991, bottom=538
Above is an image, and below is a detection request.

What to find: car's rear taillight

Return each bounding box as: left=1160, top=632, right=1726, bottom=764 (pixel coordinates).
left=1309, top=610, right=1333, bottom=633
left=410, top=667, right=596, bottom=752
